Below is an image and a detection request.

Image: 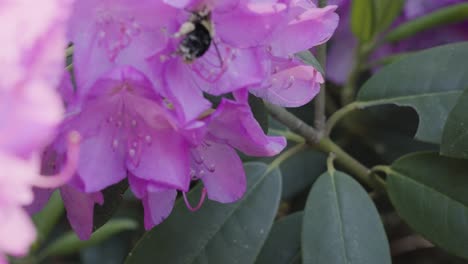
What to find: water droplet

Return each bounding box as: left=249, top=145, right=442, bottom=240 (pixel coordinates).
left=207, top=163, right=216, bottom=173
left=129, top=148, right=136, bottom=157
left=199, top=170, right=206, bottom=177
left=131, top=119, right=137, bottom=127
left=145, top=135, right=152, bottom=144
left=190, top=168, right=197, bottom=179
left=112, top=139, right=119, bottom=148
left=273, top=66, right=279, bottom=74
left=286, top=76, right=295, bottom=88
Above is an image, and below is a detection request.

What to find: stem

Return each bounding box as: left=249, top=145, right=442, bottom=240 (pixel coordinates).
left=314, top=0, right=328, bottom=134
left=340, top=45, right=362, bottom=105
left=317, top=138, right=372, bottom=187
left=326, top=101, right=363, bottom=135
left=266, top=105, right=376, bottom=189
left=266, top=143, right=307, bottom=174
left=66, top=45, right=74, bottom=57
left=269, top=129, right=305, bottom=143
left=326, top=152, right=336, bottom=175
left=265, top=102, right=321, bottom=143
left=340, top=41, right=376, bottom=105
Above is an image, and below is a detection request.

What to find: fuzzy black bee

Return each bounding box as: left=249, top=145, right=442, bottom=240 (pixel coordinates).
left=175, top=10, right=214, bottom=63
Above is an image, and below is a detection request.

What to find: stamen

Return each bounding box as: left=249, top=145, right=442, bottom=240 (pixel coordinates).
left=33, top=131, right=81, bottom=188
left=183, top=187, right=207, bottom=212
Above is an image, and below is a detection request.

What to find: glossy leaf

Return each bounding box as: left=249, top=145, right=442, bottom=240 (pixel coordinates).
left=125, top=162, right=282, bottom=264
left=302, top=171, right=391, bottom=264
left=41, top=219, right=137, bottom=258
left=280, top=149, right=326, bottom=200
left=441, top=88, right=468, bottom=159
left=350, top=0, right=375, bottom=42
left=387, top=152, right=468, bottom=259
left=358, top=43, right=468, bottom=143
left=374, top=0, right=404, bottom=33
left=386, top=3, right=468, bottom=43
left=256, top=212, right=303, bottom=264
left=32, top=191, right=64, bottom=246
left=296, top=51, right=324, bottom=75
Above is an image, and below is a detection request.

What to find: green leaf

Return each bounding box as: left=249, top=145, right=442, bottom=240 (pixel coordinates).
left=256, top=212, right=303, bottom=264
left=125, top=162, right=282, bottom=264
left=280, top=149, right=326, bottom=200
left=374, top=0, right=404, bottom=33
left=302, top=171, right=391, bottom=264
left=295, top=51, right=325, bottom=75
left=441, top=88, right=468, bottom=159
left=93, top=179, right=129, bottom=230
left=387, top=152, right=468, bottom=259
left=351, top=0, right=375, bottom=42
left=249, top=95, right=269, bottom=134
left=357, top=42, right=468, bottom=143
left=41, top=219, right=137, bottom=258
left=32, top=191, right=64, bottom=246
left=386, top=3, right=468, bottom=43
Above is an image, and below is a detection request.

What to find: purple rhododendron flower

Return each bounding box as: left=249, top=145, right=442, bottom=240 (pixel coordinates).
left=35, top=0, right=339, bottom=238
left=327, top=0, right=468, bottom=84
left=0, top=0, right=77, bottom=261
left=130, top=94, right=286, bottom=229
left=51, top=66, right=285, bottom=233
left=155, top=0, right=338, bottom=108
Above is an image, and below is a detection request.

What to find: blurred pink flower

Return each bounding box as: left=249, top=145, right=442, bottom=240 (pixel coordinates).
left=0, top=0, right=77, bottom=261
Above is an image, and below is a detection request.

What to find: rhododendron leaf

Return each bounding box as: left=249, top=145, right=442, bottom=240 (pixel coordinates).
left=302, top=171, right=391, bottom=264
left=249, top=95, right=269, bottom=134
left=41, top=219, right=137, bottom=258
left=263, top=148, right=326, bottom=200
left=387, top=152, right=468, bottom=259
left=125, top=162, right=281, bottom=264
left=256, top=212, right=303, bottom=264
left=279, top=149, right=326, bottom=200
left=386, top=3, right=468, bottom=43
left=441, top=88, right=468, bottom=159
left=295, top=50, right=324, bottom=75
left=93, top=180, right=129, bottom=230
left=32, top=191, right=64, bottom=246
left=358, top=43, right=468, bottom=144
left=374, top=0, right=405, bottom=33
left=351, top=0, right=375, bottom=42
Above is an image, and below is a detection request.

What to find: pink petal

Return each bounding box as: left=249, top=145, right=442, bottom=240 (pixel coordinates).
left=61, top=185, right=103, bottom=240
left=251, top=64, right=324, bottom=107
left=192, top=141, right=246, bottom=203
left=269, top=5, right=339, bottom=56
left=76, top=126, right=127, bottom=192
left=162, top=59, right=212, bottom=122
left=215, top=2, right=287, bottom=48
left=24, top=188, right=53, bottom=215
left=128, top=129, right=191, bottom=191
left=210, top=100, right=286, bottom=156
left=0, top=207, right=36, bottom=257
left=192, top=46, right=270, bottom=95
left=142, top=188, right=177, bottom=230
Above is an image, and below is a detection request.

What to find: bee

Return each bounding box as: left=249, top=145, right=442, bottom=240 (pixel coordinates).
left=175, top=9, right=214, bottom=63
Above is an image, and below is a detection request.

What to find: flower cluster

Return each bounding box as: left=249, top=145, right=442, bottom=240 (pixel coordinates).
left=9, top=0, right=339, bottom=249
